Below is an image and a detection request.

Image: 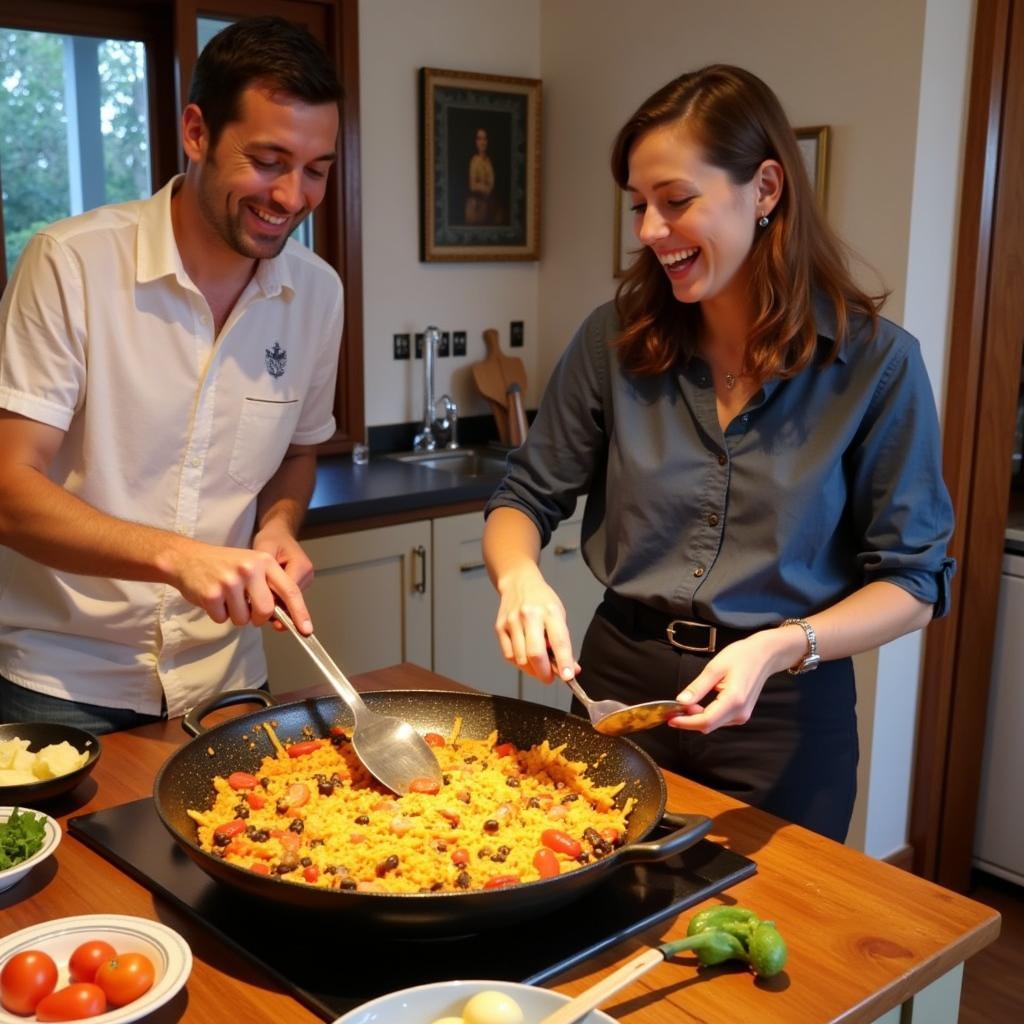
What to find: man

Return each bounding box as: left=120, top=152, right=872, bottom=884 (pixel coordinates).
left=0, top=17, right=344, bottom=732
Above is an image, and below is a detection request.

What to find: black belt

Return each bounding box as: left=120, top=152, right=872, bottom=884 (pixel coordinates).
left=602, top=591, right=756, bottom=654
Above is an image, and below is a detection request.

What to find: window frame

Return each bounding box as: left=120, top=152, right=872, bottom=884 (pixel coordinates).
left=0, top=0, right=363, bottom=453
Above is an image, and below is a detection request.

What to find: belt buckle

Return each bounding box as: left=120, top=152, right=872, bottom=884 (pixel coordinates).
left=666, top=619, right=717, bottom=653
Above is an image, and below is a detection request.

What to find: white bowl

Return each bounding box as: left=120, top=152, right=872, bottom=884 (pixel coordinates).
left=0, top=807, right=61, bottom=893
left=334, top=979, right=618, bottom=1024
left=0, top=915, right=192, bottom=1024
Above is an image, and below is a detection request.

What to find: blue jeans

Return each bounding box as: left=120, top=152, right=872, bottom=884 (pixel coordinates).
left=0, top=675, right=165, bottom=734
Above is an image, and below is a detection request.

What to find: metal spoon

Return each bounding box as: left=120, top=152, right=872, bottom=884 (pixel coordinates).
left=562, top=675, right=688, bottom=736
left=272, top=607, right=442, bottom=795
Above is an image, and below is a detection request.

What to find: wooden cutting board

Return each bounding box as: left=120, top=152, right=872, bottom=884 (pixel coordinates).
left=471, top=328, right=527, bottom=445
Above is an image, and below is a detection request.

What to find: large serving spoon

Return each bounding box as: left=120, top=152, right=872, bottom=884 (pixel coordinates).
left=272, top=607, right=442, bottom=795
left=562, top=675, right=688, bottom=736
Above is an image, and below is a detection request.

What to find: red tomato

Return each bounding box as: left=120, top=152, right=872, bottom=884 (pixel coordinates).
left=0, top=949, right=58, bottom=1015
left=246, top=791, right=266, bottom=810
left=250, top=862, right=271, bottom=875
left=482, top=874, right=521, bottom=889
left=286, top=740, right=323, bottom=758
left=303, top=865, right=319, bottom=884
left=493, top=742, right=517, bottom=758
left=541, top=829, right=582, bottom=859
left=533, top=847, right=560, bottom=879
left=68, top=941, right=117, bottom=984
left=227, top=771, right=258, bottom=791
left=599, top=828, right=621, bottom=846
left=213, top=819, right=247, bottom=840
left=408, top=777, right=440, bottom=795
left=35, top=983, right=107, bottom=1021
left=451, top=847, right=469, bottom=866
left=285, top=782, right=310, bottom=808
left=95, top=953, right=155, bottom=1008
left=423, top=732, right=446, bottom=748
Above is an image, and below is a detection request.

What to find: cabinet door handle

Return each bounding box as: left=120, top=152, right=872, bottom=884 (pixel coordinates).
left=413, top=545, right=427, bottom=593
left=459, top=561, right=486, bottom=573
left=553, top=544, right=578, bottom=556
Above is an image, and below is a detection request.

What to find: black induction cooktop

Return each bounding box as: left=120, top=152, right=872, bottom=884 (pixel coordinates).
left=70, top=798, right=756, bottom=1021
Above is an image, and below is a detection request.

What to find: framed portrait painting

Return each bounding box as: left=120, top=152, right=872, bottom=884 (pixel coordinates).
left=420, top=67, right=542, bottom=262
left=795, top=125, right=830, bottom=209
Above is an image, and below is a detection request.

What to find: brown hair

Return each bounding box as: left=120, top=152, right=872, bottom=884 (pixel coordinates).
left=611, top=65, right=885, bottom=379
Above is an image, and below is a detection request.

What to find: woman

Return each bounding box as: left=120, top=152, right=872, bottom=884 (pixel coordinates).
left=465, top=127, right=496, bottom=225
left=482, top=65, right=954, bottom=842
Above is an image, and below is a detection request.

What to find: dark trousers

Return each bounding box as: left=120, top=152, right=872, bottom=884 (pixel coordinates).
left=576, top=598, right=859, bottom=842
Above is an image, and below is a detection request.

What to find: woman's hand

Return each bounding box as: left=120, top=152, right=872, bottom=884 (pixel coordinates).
left=667, top=630, right=796, bottom=733
left=494, top=563, right=580, bottom=684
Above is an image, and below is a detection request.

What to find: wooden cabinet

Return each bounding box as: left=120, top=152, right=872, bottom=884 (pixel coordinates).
left=263, top=521, right=431, bottom=695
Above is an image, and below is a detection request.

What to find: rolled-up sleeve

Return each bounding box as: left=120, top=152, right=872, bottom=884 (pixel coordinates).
left=847, top=335, right=956, bottom=617
left=485, top=307, right=612, bottom=547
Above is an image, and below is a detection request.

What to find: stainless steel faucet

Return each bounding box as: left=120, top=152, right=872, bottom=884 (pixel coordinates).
left=433, top=394, right=459, bottom=450
left=413, top=325, right=441, bottom=451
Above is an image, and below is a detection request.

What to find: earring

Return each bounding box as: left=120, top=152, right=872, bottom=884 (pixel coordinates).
left=758, top=214, right=770, bottom=228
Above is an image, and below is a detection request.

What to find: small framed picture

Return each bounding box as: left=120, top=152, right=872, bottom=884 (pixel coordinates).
left=613, top=188, right=638, bottom=279
left=420, top=67, right=542, bottom=262
left=795, top=125, right=830, bottom=209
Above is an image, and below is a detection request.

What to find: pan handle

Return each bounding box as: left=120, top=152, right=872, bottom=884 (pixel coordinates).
left=182, top=689, right=275, bottom=737
left=615, top=812, right=713, bottom=865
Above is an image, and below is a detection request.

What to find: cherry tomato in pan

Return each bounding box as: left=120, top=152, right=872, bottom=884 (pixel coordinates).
left=541, top=829, right=582, bottom=859
left=35, top=982, right=107, bottom=1021
left=533, top=847, right=560, bottom=879
left=246, top=791, right=266, bottom=810
left=95, top=953, right=155, bottom=1007
left=493, top=742, right=517, bottom=758
left=227, top=771, right=259, bottom=791
left=250, top=862, right=271, bottom=875
left=68, top=940, right=117, bottom=984
left=213, top=819, right=247, bottom=840
left=423, top=732, right=446, bottom=747
left=286, top=740, right=323, bottom=758
left=482, top=874, right=521, bottom=889
left=285, top=782, right=310, bottom=809
left=0, top=949, right=58, bottom=1015
left=408, top=777, right=440, bottom=795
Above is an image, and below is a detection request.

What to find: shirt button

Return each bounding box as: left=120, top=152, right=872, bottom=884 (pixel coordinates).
left=699, top=375, right=709, bottom=386
left=191, top=457, right=201, bottom=468
left=693, top=566, right=705, bottom=578
left=708, top=513, right=719, bottom=527
left=200, top=314, right=209, bottom=326
left=717, top=453, right=727, bottom=466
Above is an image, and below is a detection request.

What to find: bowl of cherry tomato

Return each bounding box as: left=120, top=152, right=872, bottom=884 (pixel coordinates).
left=0, top=915, right=191, bottom=1023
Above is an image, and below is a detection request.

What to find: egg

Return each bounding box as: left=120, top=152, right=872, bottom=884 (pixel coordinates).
left=461, top=990, right=525, bottom=1024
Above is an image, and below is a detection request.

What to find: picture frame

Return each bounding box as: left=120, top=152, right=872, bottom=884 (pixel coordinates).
left=420, top=67, right=542, bottom=262
left=795, top=125, right=830, bottom=209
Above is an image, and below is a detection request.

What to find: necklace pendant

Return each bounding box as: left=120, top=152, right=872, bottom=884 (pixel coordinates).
left=724, top=372, right=737, bottom=390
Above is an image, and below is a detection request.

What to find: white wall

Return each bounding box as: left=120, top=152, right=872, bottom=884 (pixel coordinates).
left=359, top=0, right=541, bottom=427
left=357, top=0, right=975, bottom=857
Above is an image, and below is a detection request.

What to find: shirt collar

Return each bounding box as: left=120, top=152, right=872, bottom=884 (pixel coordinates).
left=135, top=175, right=295, bottom=298
left=811, top=291, right=849, bottom=365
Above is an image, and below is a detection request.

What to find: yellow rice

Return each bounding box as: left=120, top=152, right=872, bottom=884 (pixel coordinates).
left=188, top=721, right=634, bottom=893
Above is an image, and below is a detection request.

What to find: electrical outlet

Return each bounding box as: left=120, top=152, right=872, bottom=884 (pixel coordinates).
left=393, top=333, right=410, bottom=359
left=453, top=330, right=467, bottom=357
left=438, top=331, right=451, bottom=357
left=510, top=321, right=524, bottom=348
left=415, top=333, right=424, bottom=358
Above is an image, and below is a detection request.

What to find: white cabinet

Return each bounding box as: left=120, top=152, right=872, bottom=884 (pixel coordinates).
left=263, top=521, right=431, bottom=695
left=432, top=504, right=603, bottom=712
left=432, top=512, right=519, bottom=698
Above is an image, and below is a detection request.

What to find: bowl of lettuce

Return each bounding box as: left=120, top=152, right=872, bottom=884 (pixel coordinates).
left=0, top=807, right=61, bottom=892
left=0, top=723, right=101, bottom=805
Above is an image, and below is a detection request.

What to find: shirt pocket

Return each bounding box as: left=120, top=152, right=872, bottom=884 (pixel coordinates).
left=228, top=398, right=302, bottom=493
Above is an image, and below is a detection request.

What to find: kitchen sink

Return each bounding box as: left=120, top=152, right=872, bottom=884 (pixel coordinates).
left=388, top=447, right=509, bottom=478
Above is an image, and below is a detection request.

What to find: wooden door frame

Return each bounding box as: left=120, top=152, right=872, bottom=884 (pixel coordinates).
left=911, top=0, right=1024, bottom=890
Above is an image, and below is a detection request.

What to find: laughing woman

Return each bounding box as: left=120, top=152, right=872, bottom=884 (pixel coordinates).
left=482, top=65, right=954, bottom=842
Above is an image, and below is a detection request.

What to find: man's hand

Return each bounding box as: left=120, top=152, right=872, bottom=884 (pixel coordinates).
left=253, top=520, right=315, bottom=632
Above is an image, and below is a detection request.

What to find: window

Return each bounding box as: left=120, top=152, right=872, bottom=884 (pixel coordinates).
left=0, top=0, right=362, bottom=452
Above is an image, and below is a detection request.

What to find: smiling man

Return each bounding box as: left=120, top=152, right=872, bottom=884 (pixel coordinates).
left=0, top=17, right=344, bottom=733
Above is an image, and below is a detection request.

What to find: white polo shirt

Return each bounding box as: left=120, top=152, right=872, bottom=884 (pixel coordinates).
left=0, top=176, right=343, bottom=715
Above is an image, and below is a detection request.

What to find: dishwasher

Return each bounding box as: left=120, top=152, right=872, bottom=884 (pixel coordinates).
left=973, top=548, right=1024, bottom=886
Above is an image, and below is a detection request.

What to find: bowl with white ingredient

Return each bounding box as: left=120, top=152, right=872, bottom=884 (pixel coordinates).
left=333, top=980, right=617, bottom=1024
left=0, top=723, right=101, bottom=805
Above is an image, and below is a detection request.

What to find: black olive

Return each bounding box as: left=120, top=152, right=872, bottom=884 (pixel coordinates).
left=275, top=799, right=290, bottom=815
left=318, top=779, right=334, bottom=797
left=576, top=852, right=591, bottom=864
left=260, top=777, right=270, bottom=789
left=527, top=797, right=541, bottom=809
left=483, top=819, right=499, bottom=834
left=274, top=862, right=295, bottom=874
left=253, top=829, right=270, bottom=843
left=355, top=814, right=370, bottom=825
left=288, top=818, right=304, bottom=833
left=339, top=879, right=357, bottom=890
left=324, top=865, right=337, bottom=875
left=430, top=881, right=444, bottom=891
left=498, top=845, right=511, bottom=855
left=300, top=856, right=312, bottom=867
left=309, top=838, right=325, bottom=847
left=375, top=854, right=400, bottom=877
left=505, top=777, right=520, bottom=788
left=233, top=804, right=250, bottom=818
left=561, top=793, right=579, bottom=803
left=455, top=871, right=471, bottom=889
left=213, top=833, right=231, bottom=848
left=477, top=847, right=491, bottom=859
left=463, top=755, right=478, bottom=763
left=435, top=842, right=448, bottom=853
left=442, top=774, right=451, bottom=785
left=490, top=853, right=507, bottom=863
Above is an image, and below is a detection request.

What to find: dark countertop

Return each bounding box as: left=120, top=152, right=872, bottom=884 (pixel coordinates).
left=305, top=452, right=505, bottom=527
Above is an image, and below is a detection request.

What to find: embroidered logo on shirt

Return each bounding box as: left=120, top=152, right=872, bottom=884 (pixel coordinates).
left=265, top=342, right=287, bottom=379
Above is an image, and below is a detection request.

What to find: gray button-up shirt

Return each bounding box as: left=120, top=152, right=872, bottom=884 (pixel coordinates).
left=485, top=300, right=954, bottom=628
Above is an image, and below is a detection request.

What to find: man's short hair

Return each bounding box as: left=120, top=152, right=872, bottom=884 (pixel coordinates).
left=188, top=15, right=342, bottom=149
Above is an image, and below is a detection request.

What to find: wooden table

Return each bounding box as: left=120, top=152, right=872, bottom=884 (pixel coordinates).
left=0, top=663, right=999, bottom=1023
